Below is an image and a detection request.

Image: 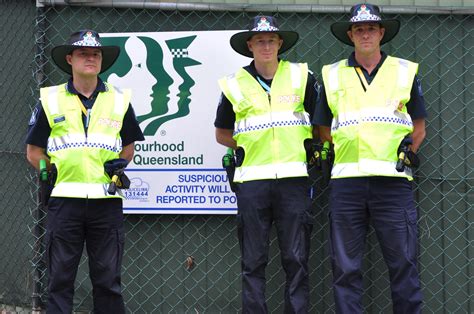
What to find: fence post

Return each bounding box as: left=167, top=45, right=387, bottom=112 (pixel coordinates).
left=31, top=5, right=48, bottom=312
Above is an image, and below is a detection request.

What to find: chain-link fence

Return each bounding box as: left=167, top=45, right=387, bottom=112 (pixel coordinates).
left=0, top=0, right=472, bottom=313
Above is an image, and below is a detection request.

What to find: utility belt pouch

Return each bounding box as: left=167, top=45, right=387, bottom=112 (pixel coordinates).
left=222, top=148, right=237, bottom=192
left=320, top=141, right=334, bottom=187
left=305, top=139, right=322, bottom=170
left=305, top=140, right=334, bottom=187
left=37, top=161, right=56, bottom=206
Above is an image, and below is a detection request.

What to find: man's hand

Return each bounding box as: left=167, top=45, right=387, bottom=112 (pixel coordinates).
left=104, top=158, right=129, bottom=178
left=104, top=158, right=130, bottom=193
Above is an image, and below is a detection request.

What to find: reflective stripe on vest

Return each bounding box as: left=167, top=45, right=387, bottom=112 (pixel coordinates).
left=219, top=60, right=312, bottom=182
left=51, top=182, right=124, bottom=199
left=41, top=82, right=131, bottom=198
left=322, top=56, right=418, bottom=180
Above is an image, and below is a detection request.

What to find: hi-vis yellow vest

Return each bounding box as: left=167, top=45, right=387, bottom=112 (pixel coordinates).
left=218, top=61, right=312, bottom=182
left=41, top=82, right=131, bottom=198
left=322, top=56, right=418, bottom=180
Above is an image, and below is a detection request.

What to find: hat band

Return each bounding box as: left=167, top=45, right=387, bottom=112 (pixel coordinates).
left=71, top=39, right=101, bottom=47
left=350, top=14, right=382, bottom=23
left=251, top=25, right=279, bottom=31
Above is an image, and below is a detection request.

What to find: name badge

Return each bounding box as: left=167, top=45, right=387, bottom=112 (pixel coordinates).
left=53, top=115, right=66, bottom=124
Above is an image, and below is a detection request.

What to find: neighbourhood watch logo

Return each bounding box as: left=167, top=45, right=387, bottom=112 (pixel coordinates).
left=101, top=35, right=201, bottom=136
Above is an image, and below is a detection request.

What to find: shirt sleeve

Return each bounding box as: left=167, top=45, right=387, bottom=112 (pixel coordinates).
left=214, top=92, right=235, bottom=130
left=304, top=72, right=320, bottom=122
left=25, top=101, right=51, bottom=148
left=120, top=104, right=145, bottom=146
left=312, top=82, right=333, bottom=127
left=406, top=74, right=428, bottom=120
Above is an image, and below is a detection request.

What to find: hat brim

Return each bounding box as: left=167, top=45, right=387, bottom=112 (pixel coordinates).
left=51, top=45, right=120, bottom=75
left=230, top=30, right=299, bottom=58
left=330, top=19, right=400, bottom=46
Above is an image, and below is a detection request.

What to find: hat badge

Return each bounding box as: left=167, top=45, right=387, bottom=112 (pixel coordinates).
left=73, top=31, right=101, bottom=47
left=253, top=17, right=278, bottom=31
left=358, top=5, right=370, bottom=17
left=350, top=4, right=381, bottom=22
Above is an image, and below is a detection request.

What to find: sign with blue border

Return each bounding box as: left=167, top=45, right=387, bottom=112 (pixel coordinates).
left=100, top=31, right=247, bottom=214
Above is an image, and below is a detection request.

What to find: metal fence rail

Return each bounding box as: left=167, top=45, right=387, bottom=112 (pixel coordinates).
left=0, top=0, right=472, bottom=313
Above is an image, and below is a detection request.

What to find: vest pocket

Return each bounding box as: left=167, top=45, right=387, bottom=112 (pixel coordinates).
left=235, top=147, right=245, bottom=167
left=51, top=114, right=70, bottom=133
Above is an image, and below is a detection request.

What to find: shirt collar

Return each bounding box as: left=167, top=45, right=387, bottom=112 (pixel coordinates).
left=247, top=59, right=281, bottom=82
left=248, top=60, right=259, bottom=78
left=348, top=51, right=387, bottom=71
left=65, top=77, right=107, bottom=96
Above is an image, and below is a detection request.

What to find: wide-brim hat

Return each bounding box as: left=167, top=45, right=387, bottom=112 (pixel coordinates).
left=51, top=29, right=120, bottom=74
left=230, top=15, right=299, bottom=58
left=331, top=3, right=400, bottom=46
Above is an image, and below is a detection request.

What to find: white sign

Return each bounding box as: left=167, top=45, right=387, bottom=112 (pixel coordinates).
left=100, top=31, right=248, bottom=214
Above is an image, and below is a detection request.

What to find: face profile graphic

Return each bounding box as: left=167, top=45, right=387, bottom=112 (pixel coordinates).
left=100, top=34, right=201, bottom=136
left=142, top=36, right=201, bottom=135
left=101, top=36, right=167, bottom=118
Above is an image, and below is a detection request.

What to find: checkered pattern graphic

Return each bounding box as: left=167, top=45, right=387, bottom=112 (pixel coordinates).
left=48, top=143, right=121, bottom=153
left=234, top=120, right=311, bottom=136
left=48, top=141, right=121, bottom=153
left=171, top=48, right=189, bottom=58
left=72, top=39, right=101, bottom=47
left=332, top=119, right=359, bottom=131
left=252, top=25, right=279, bottom=31
left=350, top=14, right=381, bottom=23
left=332, top=116, right=412, bottom=131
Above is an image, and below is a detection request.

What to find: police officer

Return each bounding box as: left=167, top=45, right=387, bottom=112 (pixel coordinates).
left=215, top=16, right=319, bottom=313
left=314, top=4, right=426, bottom=313
left=26, top=30, right=144, bottom=313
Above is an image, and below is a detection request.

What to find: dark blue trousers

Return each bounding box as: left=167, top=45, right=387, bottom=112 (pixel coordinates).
left=45, top=197, right=125, bottom=314
left=236, top=177, right=313, bottom=314
left=328, top=177, right=422, bottom=314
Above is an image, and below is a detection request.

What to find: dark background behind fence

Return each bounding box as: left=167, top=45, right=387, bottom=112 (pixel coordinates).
left=0, top=0, right=472, bottom=313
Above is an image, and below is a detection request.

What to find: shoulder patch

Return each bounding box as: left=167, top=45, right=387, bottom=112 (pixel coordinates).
left=415, top=76, right=424, bottom=97
left=28, top=107, right=39, bottom=126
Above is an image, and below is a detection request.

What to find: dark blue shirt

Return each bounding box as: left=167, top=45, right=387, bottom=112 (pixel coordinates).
left=26, top=78, right=144, bottom=148
left=214, top=61, right=320, bottom=129
left=313, top=52, right=427, bottom=127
